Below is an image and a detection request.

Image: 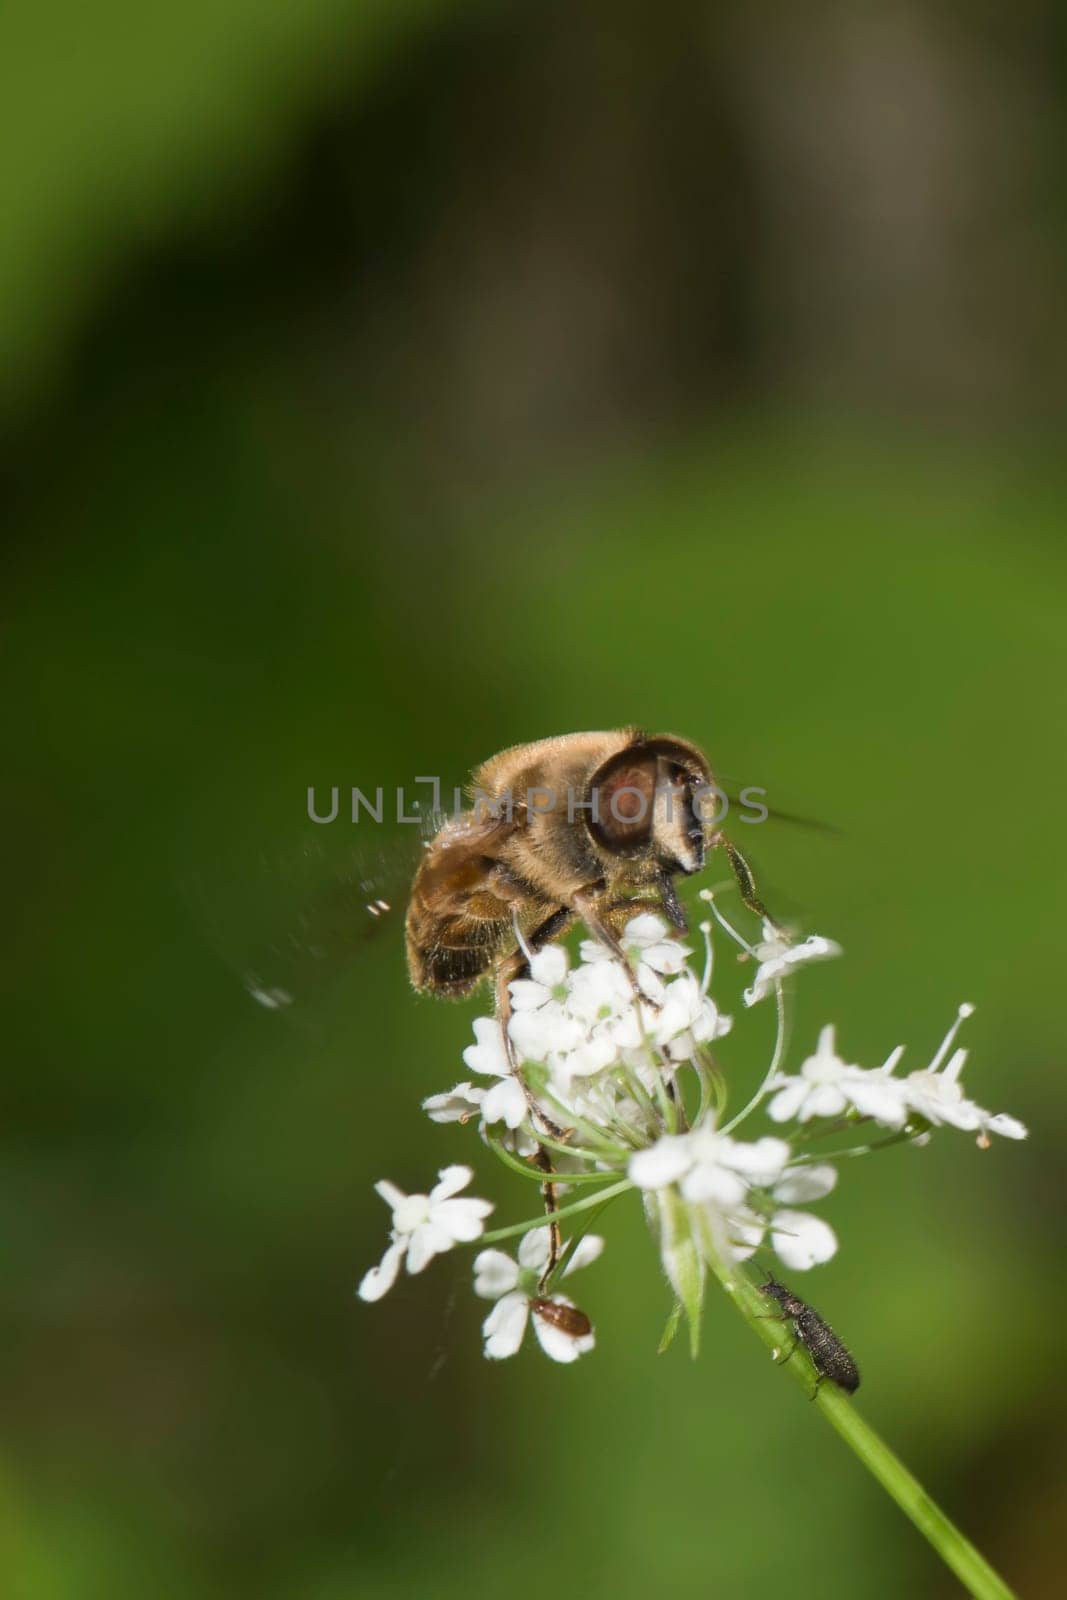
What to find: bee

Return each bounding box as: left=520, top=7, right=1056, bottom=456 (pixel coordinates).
left=405, top=728, right=774, bottom=1028
left=759, top=1274, right=861, bottom=1395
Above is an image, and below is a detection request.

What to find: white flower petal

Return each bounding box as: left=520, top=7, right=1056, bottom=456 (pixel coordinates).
left=577, top=936, right=611, bottom=965
left=772, top=1163, right=837, bottom=1204
left=357, top=1239, right=406, bottom=1301
left=606, top=1009, right=644, bottom=1050
left=422, top=1082, right=484, bottom=1123
left=406, top=1220, right=453, bottom=1273
left=680, top=1163, right=747, bottom=1209
left=567, top=960, right=634, bottom=1021
left=564, top=1235, right=605, bottom=1275
left=529, top=945, right=569, bottom=987
left=638, top=940, right=690, bottom=976
left=800, top=1083, right=849, bottom=1120
left=509, top=1004, right=583, bottom=1062
left=374, top=1180, right=406, bottom=1211
left=800, top=1024, right=847, bottom=1075
left=766, top=1081, right=809, bottom=1123
left=392, top=1193, right=431, bottom=1233
left=745, top=935, right=843, bottom=1006
left=796, top=935, right=843, bottom=965
left=845, top=1075, right=909, bottom=1127
left=727, top=1209, right=766, bottom=1261
left=690, top=997, right=731, bottom=1044
left=429, top=1164, right=474, bottom=1203
left=770, top=1209, right=838, bottom=1270
left=433, top=1195, right=493, bottom=1242
left=508, top=978, right=551, bottom=1011
left=983, top=1113, right=1028, bottom=1140
left=481, top=1076, right=529, bottom=1129
left=483, top=1291, right=529, bottom=1359
left=647, top=975, right=705, bottom=1045
left=531, top=1301, right=595, bottom=1363
left=721, top=1136, right=791, bottom=1182
left=907, top=1085, right=980, bottom=1130
left=506, top=1008, right=549, bottom=1060
left=623, top=912, right=671, bottom=947
left=628, top=1135, right=693, bottom=1190
left=517, top=1228, right=553, bottom=1273
left=473, top=1249, right=521, bottom=1299
left=665, top=1031, right=698, bottom=1063
left=462, top=1016, right=510, bottom=1079
left=562, top=1034, right=619, bottom=1078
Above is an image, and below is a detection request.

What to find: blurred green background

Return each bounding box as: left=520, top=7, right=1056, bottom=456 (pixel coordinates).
left=3, top=3, right=1065, bottom=1596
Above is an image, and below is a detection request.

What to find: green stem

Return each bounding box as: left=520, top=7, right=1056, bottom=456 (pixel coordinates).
left=704, top=1253, right=1016, bottom=1600
left=541, top=1195, right=615, bottom=1294
left=478, top=1179, right=633, bottom=1245
left=485, top=1137, right=621, bottom=1185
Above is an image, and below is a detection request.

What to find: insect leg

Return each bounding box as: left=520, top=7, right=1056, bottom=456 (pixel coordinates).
left=755, top=1308, right=800, bottom=1367
left=714, top=835, right=783, bottom=934
left=653, top=869, right=689, bottom=933
left=572, top=890, right=661, bottom=1011
left=759, top=1315, right=822, bottom=1395
left=494, top=906, right=575, bottom=1284
left=531, top=1145, right=563, bottom=1291
left=598, top=884, right=686, bottom=939
left=494, top=906, right=573, bottom=1080
left=775, top=1334, right=801, bottom=1368
left=761, top=1320, right=804, bottom=1375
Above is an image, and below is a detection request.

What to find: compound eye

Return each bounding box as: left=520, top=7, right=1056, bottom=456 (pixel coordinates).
left=586, top=752, right=657, bottom=856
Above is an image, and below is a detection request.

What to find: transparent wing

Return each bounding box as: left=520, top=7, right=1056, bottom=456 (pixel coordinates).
left=183, top=817, right=436, bottom=1019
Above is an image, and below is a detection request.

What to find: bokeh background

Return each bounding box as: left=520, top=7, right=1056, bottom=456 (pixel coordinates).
left=3, top=3, right=1066, bottom=1596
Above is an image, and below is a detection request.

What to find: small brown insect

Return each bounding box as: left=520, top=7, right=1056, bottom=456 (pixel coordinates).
left=405, top=728, right=772, bottom=1025
left=529, top=1298, right=592, bottom=1339
left=759, top=1274, right=860, bottom=1395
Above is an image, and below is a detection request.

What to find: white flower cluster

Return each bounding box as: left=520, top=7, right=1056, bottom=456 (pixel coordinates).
left=442, top=915, right=731, bottom=1142
left=629, top=1130, right=839, bottom=1271
left=474, top=1230, right=603, bottom=1362
left=764, top=1013, right=1027, bottom=1144
left=357, top=1166, right=493, bottom=1301
left=358, top=905, right=1027, bottom=1364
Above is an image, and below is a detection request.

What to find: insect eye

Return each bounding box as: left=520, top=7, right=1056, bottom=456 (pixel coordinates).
left=586, top=752, right=657, bottom=856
